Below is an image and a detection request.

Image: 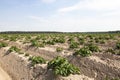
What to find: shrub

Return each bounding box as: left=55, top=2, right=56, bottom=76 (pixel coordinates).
left=73, top=47, right=92, bottom=57
left=47, top=56, right=80, bottom=76
left=29, top=56, right=46, bottom=66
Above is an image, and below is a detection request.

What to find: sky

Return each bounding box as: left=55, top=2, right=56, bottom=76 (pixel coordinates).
left=0, top=0, right=120, bottom=32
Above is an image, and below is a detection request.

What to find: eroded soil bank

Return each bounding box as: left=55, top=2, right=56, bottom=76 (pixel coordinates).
left=0, top=66, right=12, bottom=80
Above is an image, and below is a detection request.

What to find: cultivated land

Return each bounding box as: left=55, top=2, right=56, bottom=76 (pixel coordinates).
left=0, top=66, right=12, bottom=80
left=0, top=32, right=120, bottom=80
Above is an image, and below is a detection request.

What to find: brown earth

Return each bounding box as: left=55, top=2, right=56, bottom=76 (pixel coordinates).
left=0, top=40, right=120, bottom=80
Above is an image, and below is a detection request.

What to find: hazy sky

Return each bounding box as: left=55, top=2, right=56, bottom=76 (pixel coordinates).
left=0, top=0, right=120, bottom=32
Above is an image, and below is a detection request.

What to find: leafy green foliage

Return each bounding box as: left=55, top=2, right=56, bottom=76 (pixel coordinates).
left=47, top=56, right=80, bottom=76
left=53, top=37, right=65, bottom=43
left=9, top=46, right=21, bottom=53
left=87, top=44, right=100, bottom=52
left=116, top=42, right=120, bottom=49
left=0, top=42, right=8, bottom=48
left=10, top=36, right=17, bottom=41
left=106, top=48, right=115, bottom=54
left=79, top=38, right=85, bottom=45
left=69, top=42, right=79, bottom=49
left=31, top=39, right=45, bottom=47
left=31, top=39, right=39, bottom=47
left=29, top=56, right=46, bottom=66
left=74, top=47, right=92, bottom=57
left=46, top=40, right=55, bottom=45
left=25, top=53, right=29, bottom=56
left=104, top=76, right=120, bottom=80
left=56, top=47, right=63, bottom=52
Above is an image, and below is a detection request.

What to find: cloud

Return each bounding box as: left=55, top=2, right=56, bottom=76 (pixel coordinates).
left=41, top=0, right=56, bottom=3
left=58, top=0, right=120, bottom=13
left=101, top=11, right=120, bottom=16
left=27, top=14, right=120, bottom=32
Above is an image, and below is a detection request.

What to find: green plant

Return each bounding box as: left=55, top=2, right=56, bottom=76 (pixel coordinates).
left=116, top=42, right=120, bottom=49
left=25, top=53, right=29, bottom=56
left=0, top=42, right=8, bottom=48
left=29, top=56, right=46, bottom=66
left=10, top=36, right=17, bottom=41
left=53, top=37, right=65, bottom=43
left=47, top=56, right=80, bottom=77
left=104, top=76, right=120, bottom=80
left=87, top=44, right=100, bottom=52
left=69, top=42, right=79, bottom=49
left=9, top=46, right=21, bottom=53
left=73, top=47, right=92, bottom=57
left=56, top=47, right=63, bottom=52
left=46, top=40, right=55, bottom=45
left=31, top=39, right=39, bottom=47
left=18, top=52, right=24, bottom=54
left=114, top=50, right=120, bottom=55
left=99, top=40, right=105, bottom=44
left=105, top=48, right=115, bottom=54
left=39, top=43, right=45, bottom=47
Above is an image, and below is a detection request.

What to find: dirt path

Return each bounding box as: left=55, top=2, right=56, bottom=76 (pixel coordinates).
left=0, top=66, right=12, bottom=80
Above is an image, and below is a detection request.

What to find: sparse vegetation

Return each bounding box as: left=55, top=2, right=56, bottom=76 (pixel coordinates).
left=0, top=32, right=120, bottom=80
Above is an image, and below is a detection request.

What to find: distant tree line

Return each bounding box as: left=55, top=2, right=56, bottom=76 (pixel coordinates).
left=0, top=30, right=119, bottom=34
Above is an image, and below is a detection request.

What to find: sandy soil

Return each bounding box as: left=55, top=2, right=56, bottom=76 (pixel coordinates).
left=0, top=66, right=12, bottom=80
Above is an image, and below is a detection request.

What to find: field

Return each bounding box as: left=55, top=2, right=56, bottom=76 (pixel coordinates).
left=0, top=32, right=120, bottom=80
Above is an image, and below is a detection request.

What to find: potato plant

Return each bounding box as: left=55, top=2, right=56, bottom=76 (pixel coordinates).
left=69, top=42, right=79, bottom=49
left=46, top=40, right=55, bottom=45
left=87, top=44, right=100, bottom=52
left=116, top=42, right=120, bottom=49
left=105, top=48, right=115, bottom=54
left=56, top=47, right=63, bottom=52
left=8, top=46, right=21, bottom=53
left=53, top=37, right=65, bottom=43
left=0, top=42, right=8, bottom=48
left=47, top=56, right=80, bottom=76
left=31, top=39, right=39, bottom=47
left=73, top=47, right=92, bottom=57
left=30, top=39, right=45, bottom=48
left=29, top=56, right=46, bottom=66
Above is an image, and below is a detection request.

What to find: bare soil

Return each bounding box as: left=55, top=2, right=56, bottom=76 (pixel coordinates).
left=0, top=39, right=120, bottom=80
